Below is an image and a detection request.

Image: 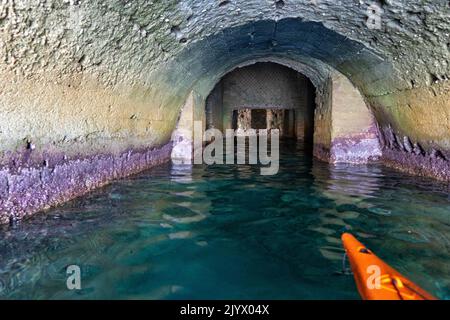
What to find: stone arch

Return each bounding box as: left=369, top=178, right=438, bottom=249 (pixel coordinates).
left=171, top=57, right=381, bottom=164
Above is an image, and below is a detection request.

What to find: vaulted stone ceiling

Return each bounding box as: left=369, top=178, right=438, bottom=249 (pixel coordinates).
left=2, top=1, right=448, bottom=153
left=4, top=1, right=449, bottom=84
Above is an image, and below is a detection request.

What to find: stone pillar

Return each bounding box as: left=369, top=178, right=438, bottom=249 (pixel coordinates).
left=296, top=75, right=309, bottom=140
left=171, top=93, right=194, bottom=164
left=313, top=77, right=333, bottom=160
left=267, top=109, right=285, bottom=136
left=205, top=82, right=223, bottom=131
left=313, top=72, right=381, bottom=164
left=237, top=109, right=252, bottom=131
left=266, top=109, right=273, bottom=131
left=286, top=109, right=295, bottom=137
left=223, top=112, right=232, bottom=130
left=171, top=91, right=205, bottom=164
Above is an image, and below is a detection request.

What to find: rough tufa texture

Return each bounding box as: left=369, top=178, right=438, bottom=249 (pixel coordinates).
left=0, top=144, right=172, bottom=225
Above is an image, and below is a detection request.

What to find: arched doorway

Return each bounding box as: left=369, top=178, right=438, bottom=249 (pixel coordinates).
left=205, top=62, right=316, bottom=145
left=171, top=59, right=381, bottom=165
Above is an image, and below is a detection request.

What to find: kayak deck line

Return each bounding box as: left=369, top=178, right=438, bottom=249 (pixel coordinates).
left=341, top=233, right=437, bottom=300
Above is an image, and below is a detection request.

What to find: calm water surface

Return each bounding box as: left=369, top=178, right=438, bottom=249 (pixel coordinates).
left=0, top=142, right=449, bottom=299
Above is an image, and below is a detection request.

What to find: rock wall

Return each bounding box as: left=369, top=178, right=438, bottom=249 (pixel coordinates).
left=205, top=82, right=224, bottom=131
left=329, top=73, right=382, bottom=163
left=314, top=77, right=334, bottom=161
left=0, top=0, right=449, bottom=222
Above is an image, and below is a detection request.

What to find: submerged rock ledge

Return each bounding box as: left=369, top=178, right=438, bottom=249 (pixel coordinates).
left=0, top=144, right=172, bottom=224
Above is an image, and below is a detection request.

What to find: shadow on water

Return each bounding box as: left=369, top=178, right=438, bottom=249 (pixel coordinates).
left=0, top=141, right=448, bottom=299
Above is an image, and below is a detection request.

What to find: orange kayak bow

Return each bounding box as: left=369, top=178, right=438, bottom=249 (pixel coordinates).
left=341, top=233, right=437, bottom=300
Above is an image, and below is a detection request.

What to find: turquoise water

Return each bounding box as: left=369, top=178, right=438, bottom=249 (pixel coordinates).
left=0, top=142, right=449, bottom=299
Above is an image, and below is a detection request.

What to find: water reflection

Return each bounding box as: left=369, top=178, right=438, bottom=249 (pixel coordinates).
left=0, top=142, right=448, bottom=299
left=170, top=164, right=193, bottom=183
left=312, top=162, right=383, bottom=204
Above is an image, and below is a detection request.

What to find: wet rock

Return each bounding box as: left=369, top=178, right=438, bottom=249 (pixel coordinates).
left=395, top=134, right=404, bottom=151
left=218, top=1, right=230, bottom=7
left=403, top=136, right=413, bottom=153
left=275, top=0, right=285, bottom=10
left=385, top=126, right=397, bottom=149
left=413, top=143, right=424, bottom=156
left=0, top=144, right=172, bottom=225
left=26, top=140, right=35, bottom=151
left=382, top=148, right=450, bottom=182
left=430, top=149, right=446, bottom=161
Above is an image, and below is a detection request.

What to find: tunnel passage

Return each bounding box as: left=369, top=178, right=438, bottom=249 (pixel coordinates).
left=1, top=1, right=449, bottom=223
left=205, top=62, right=316, bottom=142
left=231, top=109, right=297, bottom=139
left=172, top=58, right=381, bottom=165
